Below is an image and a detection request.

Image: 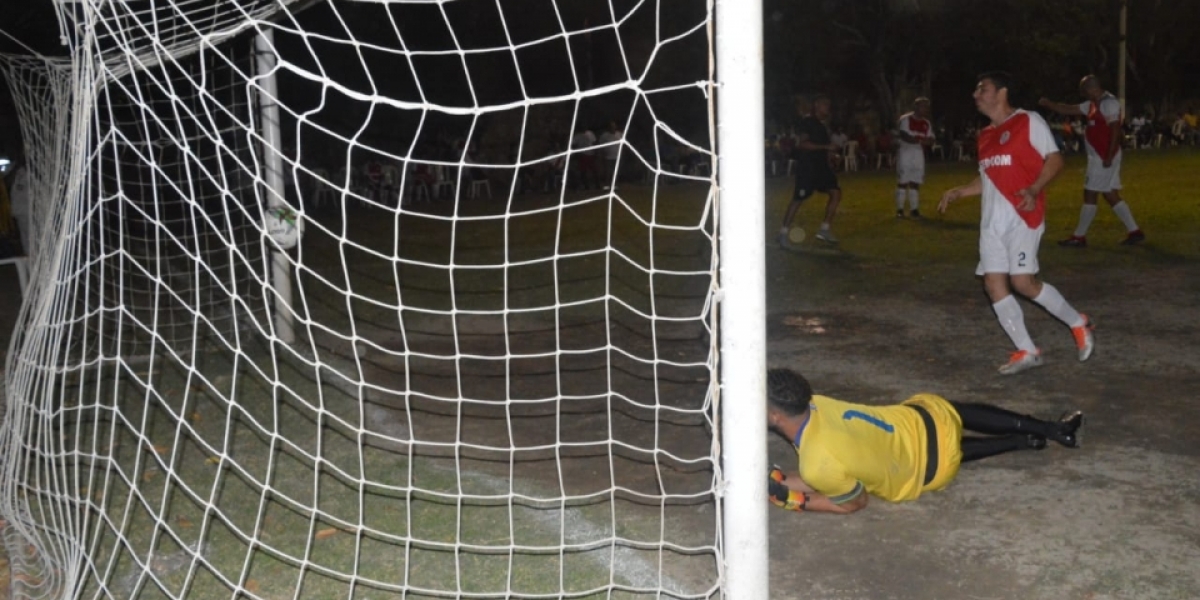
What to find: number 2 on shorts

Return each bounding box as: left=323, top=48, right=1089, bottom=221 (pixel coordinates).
left=1018, top=251, right=1027, bottom=268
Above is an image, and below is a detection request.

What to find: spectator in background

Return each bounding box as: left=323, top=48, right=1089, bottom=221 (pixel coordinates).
left=1129, top=113, right=1149, bottom=148
left=828, top=127, right=850, bottom=171
left=7, top=159, right=32, bottom=262
left=463, top=145, right=488, bottom=184
left=541, top=144, right=568, bottom=192
left=598, top=121, right=622, bottom=190
left=1170, top=113, right=1188, bottom=145
left=571, top=127, right=599, bottom=190
left=829, top=127, right=849, bottom=150
left=875, top=129, right=894, bottom=168
left=1049, top=117, right=1068, bottom=152
left=1184, top=107, right=1198, bottom=143
left=778, top=129, right=796, bottom=170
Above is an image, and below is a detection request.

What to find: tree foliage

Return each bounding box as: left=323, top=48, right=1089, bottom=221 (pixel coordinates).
left=764, top=0, right=1200, bottom=129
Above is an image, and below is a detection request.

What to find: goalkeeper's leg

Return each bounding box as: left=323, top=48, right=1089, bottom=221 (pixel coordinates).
left=951, top=402, right=1084, bottom=449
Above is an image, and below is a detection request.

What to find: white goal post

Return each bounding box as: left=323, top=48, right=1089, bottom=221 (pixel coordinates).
left=1, top=1, right=768, bottom=599
left=714, top=0, right=770, bottom=598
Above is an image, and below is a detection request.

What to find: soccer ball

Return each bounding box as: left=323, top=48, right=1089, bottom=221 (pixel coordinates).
left=264, top=205, right=302, bottom=249
left=788, top=226, right=806, bottom=244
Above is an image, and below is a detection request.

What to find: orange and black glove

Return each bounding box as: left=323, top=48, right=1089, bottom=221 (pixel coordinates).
left=768, top=466, right=809, bottom=512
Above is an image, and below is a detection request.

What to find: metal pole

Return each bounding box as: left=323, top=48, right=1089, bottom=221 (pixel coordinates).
left=255, top=29, right=295, bottom=344
left=715, top=0, right=769, bottom=598
left=1118, top=0, right=1128, bottom=118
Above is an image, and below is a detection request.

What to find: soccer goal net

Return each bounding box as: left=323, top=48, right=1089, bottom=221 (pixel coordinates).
left=0, top=0, right=767, bottom=598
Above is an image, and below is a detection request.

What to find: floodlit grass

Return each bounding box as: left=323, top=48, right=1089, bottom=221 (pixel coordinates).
left=59, top=338, right=719, bottom=600
left=765, top=146, right=1200, bottom=302
left=772, top=144, right=1195, bottom=266
left=41, top=177, right=722, bottom=600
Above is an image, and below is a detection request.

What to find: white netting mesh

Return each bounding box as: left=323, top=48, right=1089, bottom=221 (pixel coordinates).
left=2, top=1, right=722, bottom=598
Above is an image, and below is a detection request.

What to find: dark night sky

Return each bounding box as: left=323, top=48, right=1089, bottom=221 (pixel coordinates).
left=1, top=0, right=1198, bottom=160
left=0, top=1, right=712, bottom=160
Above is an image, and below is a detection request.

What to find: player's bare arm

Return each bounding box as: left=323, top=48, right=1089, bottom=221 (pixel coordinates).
left=938, top=176, right=982, bottom=213
left=768, top=471, right=869, bottom=515
left=1016, top=152, right=1064, bottom=211
left=1037, top=97, right=1084, bottom=116
left=803, top=489, right=869, bottom=514
left=772, top=469, right=816, bottom=493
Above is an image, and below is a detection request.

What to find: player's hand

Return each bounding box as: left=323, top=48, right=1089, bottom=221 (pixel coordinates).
left=938, top=188, right=961, bottom=213
left=767, top=471, right=809, bottom=512
left=1102, top=157, right=1113, bottom=168
left=769, top=466, right=786, bottom=484
left=1015, top=187, right=1038, bottom=211
left=1038, top=97, right=1052, bottom=108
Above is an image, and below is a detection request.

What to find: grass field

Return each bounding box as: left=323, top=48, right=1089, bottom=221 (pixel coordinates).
left=771, top=146, right=1199, bottom=272
left=1, top=145, right=1198, bottom=600
left=2, top=161, right=725, bottom=599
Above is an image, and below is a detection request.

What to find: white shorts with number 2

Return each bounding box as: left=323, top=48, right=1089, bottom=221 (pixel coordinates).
left=976, top=223, right=1044, bottom=276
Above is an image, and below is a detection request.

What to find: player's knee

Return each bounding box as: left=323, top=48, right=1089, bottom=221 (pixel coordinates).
left=982, top=276, right=1010, bottom=301
left=1009, top=275, right=1040, bottom=297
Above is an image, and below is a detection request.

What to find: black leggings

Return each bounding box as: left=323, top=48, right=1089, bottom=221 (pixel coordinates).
left=951, top=402, right=1057, bottom=462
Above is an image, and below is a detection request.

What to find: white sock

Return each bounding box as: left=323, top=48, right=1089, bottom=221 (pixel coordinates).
left=1111, top=201, right=1139, bottom=232
left=1033, top=283, right=1084, bottom=328
left=779, top=225, right=789, bottom=236
left=992, top=295, right=1037, bottom=353
left=1073, top=204, right=1098, bottom=237
left=819, top=222, right=831, bottom=231
left=895, top=188, right=906, bottom=210
left=908, top=188, right=920, bottom=211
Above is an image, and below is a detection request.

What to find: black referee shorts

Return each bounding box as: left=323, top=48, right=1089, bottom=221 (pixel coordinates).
left=792, top=166, right=840, bottom=202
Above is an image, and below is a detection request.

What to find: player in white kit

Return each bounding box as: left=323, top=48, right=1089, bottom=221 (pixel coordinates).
left=939, top=72, right=1095, bottom=375
left=895, top=97, right=934, bottom=218
left=1039, top=75, right=1145, bottom=246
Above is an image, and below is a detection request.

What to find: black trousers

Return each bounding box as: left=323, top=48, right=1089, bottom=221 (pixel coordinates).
left=951, top=402, right=1057, bottom=462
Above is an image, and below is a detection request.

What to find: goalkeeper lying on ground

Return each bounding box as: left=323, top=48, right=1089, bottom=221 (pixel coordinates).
left=765, top=368, right=1084, bottom=514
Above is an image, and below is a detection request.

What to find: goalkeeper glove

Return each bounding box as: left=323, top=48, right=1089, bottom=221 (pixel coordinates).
left=767, top=466, right=809, bottom=512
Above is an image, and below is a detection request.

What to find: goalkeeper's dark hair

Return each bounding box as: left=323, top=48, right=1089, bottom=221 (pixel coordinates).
left=766, top=368, right=813, bottom=416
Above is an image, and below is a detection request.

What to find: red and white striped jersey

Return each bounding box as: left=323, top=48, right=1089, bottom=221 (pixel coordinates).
left=897, top=113, right=933, bottom=151
left=976, top=110, right=1058, bottom=230
left=1078, top=92, right=1121, bottom=158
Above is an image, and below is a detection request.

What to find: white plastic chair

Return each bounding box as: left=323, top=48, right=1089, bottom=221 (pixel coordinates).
left=469, top=179, right=492, bottom=199
left=309, top=168, right=337, bottom=208
left=433, top=165, right=455, bottom=199
left=953, top=141, right=971, bottom=162
left=409, top=182, right=430, bottom=204
left=843, top=141, right=859, bottom=172
left=380, top=164, right=400, bottom=196
left=0, top=256, right=29, bottom=298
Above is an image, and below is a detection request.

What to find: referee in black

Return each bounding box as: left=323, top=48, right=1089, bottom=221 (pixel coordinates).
left=777, top=94, right=843, bottom=245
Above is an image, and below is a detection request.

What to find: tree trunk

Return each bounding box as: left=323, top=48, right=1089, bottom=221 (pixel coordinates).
left=869, top=61, right=896, bottom=131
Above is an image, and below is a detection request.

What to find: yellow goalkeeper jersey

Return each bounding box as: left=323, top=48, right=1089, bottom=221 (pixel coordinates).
left=795, top=393, right=963, bottom=503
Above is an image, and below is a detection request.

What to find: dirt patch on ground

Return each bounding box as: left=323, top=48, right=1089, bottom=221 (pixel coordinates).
left=764, top=241, right=1200, bottom=599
